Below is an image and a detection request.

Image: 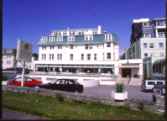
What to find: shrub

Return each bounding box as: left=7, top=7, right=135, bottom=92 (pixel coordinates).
left=137, top=102, right=144, bottom=111
left=116, top=83, right=124, bottom=93
left=3, top=75, right=8, bottom=81
left=56, top=94, right=64, bottom=102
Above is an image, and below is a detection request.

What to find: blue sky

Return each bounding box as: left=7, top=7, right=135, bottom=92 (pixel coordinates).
left=3, top=0, right=165, bottom=53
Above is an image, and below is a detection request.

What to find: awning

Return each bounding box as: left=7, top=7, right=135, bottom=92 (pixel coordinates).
left=35, top=64, right=114, bottom=68
left=120, top=64, right=139, bottom=68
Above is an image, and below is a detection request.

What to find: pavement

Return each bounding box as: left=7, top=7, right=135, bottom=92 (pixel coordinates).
left=2, top=108, right=48, bottom=120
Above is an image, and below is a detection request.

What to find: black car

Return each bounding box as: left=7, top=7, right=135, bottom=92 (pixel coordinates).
left=39, top=79, right=84, bottom=93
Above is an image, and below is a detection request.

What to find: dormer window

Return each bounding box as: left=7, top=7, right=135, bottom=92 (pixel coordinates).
left=107, top=42, right=111, bottom=47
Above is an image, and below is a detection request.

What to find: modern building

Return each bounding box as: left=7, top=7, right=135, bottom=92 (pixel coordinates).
left=152, top=59, right=165, bottom=80
left=125, top=17, right=166, bottom=79
left=2, top=48, right=17, bottom=69
left=127, top=18, right=166, bottom=60
left=34, top=25, right=120, bottom=75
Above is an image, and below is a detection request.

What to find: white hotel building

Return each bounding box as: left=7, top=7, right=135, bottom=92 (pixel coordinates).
left=34, top=25, right=120, bottom=75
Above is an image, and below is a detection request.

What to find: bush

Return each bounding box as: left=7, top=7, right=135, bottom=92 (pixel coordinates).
left=116, top=83, right=124, bottom=93
left=137, top=102, right=144, bottom=111
left=56, top=94, right=64, bottom=102
left=3, top=75, right=8, bottom=81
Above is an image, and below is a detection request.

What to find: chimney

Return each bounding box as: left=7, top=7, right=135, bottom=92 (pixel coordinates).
left=97, top=25, right=102, bottom=34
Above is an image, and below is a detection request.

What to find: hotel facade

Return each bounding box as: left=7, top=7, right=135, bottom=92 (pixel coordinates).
left=34, top=26, right=120, bottom=75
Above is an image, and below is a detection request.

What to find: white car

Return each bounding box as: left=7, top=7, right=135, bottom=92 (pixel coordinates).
left=141, top=80, right=165, bottom=92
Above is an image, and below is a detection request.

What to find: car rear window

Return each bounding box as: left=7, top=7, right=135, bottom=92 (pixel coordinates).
left=148, top=82, right=155, bottom=85
left=157, top=82, right=163, bottom=85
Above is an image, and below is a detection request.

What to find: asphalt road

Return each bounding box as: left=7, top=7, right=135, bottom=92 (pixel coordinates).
left=82, top=85, right=153, bottom=103
left=2, top=108, right=48, bottom=120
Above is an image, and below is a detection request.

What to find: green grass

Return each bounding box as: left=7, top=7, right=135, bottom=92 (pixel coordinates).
left=2, top=91, right=165, bottom=120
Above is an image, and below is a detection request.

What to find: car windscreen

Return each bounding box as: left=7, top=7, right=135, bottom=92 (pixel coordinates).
left=147, top=82, right=155, bottom=85
left=157, top=82, right=163, bottom=85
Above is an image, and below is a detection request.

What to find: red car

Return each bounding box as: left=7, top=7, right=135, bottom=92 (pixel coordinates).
left=7, top=76, right=42, bottom=87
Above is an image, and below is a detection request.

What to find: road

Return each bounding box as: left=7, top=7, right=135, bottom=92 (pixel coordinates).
left=2, top=108, right=48, bottom=120
left=82, top=85, right=153, bottom=103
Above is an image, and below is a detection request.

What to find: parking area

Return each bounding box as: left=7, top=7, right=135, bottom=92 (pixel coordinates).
left=82, top=85, right=153, bottom=103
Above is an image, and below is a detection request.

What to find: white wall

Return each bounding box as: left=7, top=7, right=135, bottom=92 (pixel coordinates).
left=38, top=41, right=119, bottom=65
left=140, top=38, right=166, bottom=63
left=2, top=55, right=16, bottom=69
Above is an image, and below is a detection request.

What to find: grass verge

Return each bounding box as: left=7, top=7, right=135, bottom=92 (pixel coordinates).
left=2, top=91, right=165, bottom=120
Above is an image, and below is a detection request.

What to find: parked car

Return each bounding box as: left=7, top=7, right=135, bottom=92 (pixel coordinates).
left=141, top=80, right=165, bottom=92
left=39, top=78, right=83, bottom=93
left=7, top=76, right=42, bottom=87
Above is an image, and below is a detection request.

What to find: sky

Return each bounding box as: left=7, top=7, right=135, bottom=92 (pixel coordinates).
left=3, top=0, right=165, bottom=53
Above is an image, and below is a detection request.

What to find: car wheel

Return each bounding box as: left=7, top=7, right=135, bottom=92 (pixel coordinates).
left=77, top=87, right=83, bottom=93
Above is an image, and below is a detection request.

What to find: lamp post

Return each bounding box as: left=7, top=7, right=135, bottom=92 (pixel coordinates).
left=21, top=61, right=25, bottom=87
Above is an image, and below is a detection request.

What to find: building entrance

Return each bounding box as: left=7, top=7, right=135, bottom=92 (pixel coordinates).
left=121, top=68, right=131, bottom=77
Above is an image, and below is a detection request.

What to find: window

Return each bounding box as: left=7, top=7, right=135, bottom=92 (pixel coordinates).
left=42, top=46, right=46, bottom=50
left=63, top=32, right=67, bottom=35
left=58, top=45, right=62, bottom=49
left=49, top=54, right=54, bottom=60
left=94, top=54, right=97, bottom=60
left=148, top=82, right=155, bottom=85
left=79, top=32, right=82, bottom=35
left=158, top=29, right=165, bottom=37
left=107, top=42, right=111, bottom=47
left=144, top=33, right=151, bottom=37
left=52, top=54, right=54, bottom=60
left=144, top=53, right=148, bottom=57
left=70, top=54, right=73, bottom=60
left=70, top=45, right=73, bottom=49
left=159, top=42, right=164, bottom=48
left=85, top=36, right=88, bottom=41
left=157, top=20, right=165, bottom=26
left=143, top=22, right=150, bottom=27
left=57, top=54, right=62, bottom=60
left=42, top=54, right=46, bottom=60
left=87, top=54, right=91, bottom=60
left=158, top=32, right=165, bottom=37
left=85, top=44, right=89, bottom=49
left=93, top=32, right=97, bottom=35
left=50, top=46, right=54, bottom=49
left=6, top=60, right=11, bottom=64
left=81, top=54, right=84, bottom=60
left=49, top=54, right=52, bottom=60
left=89, top=46, right=92, bottom=49
left=149, top=43, right=154, bottom=48
left=107, top=53, right=111, bottom=59
left=144, top=43, right=147, bottom=48
left=157, top=82, right=163, bottom=85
